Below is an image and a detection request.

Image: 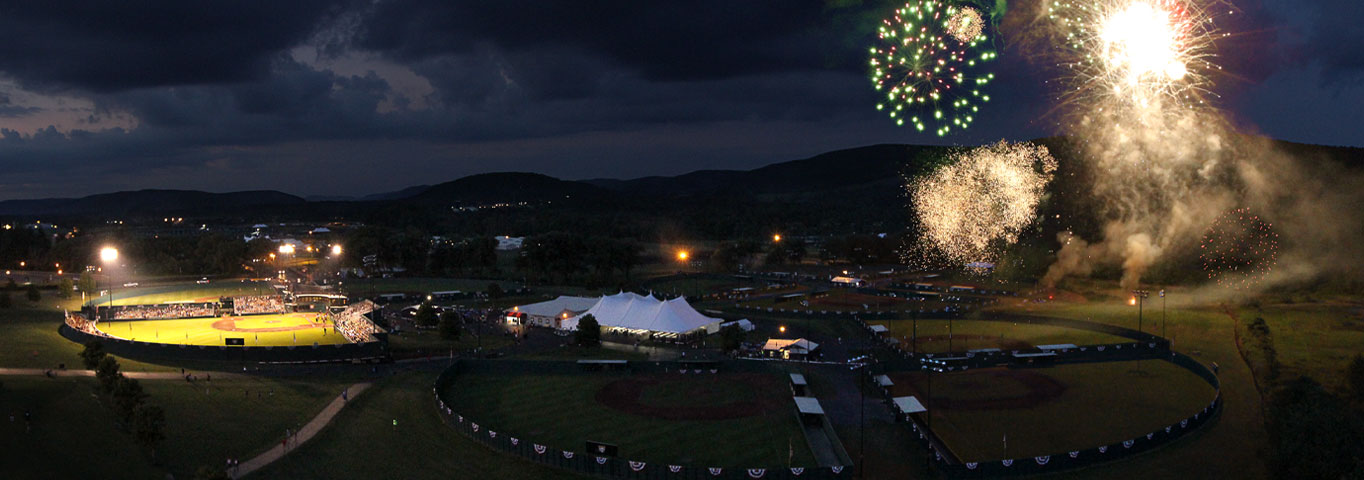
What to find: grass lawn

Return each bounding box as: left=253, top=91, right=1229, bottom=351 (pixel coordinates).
left=97, top=312, right=347, bottom=347
left=85, top=281, right=275, bottom=307
left=1242, top=303, right=1364, bottom=392
left=890, top=360, right=1215, bottom=462
left=993, top=298, right=1269, bottom=480
left=0, top=374, right=349, bottom=479
left=256, top=371, right=584, bottom=480
left=0, top=304, right=187, bottom=373
left=388, top=327, right=514, bottom=356
left=874, top=317, right=1130, bottom=354
left=444, top=372, right=816, bottom=467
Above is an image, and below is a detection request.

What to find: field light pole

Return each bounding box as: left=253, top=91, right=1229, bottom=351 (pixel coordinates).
left=1132, top=290, right=1149, bottom=334
left=100, top=247, right=118, bottom=320
left=1160, top=289, right=1167, bottom=340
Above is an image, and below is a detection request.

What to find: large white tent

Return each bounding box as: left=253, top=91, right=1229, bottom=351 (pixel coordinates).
left=561, top=292, right=722, bottom=335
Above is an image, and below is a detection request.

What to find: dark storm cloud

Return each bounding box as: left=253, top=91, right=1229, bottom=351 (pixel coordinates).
left=0, top=0, right=1358, bottom=200
left=0, top=0, right=342, bottom=93
left=356, top=0, right=871, bottom=82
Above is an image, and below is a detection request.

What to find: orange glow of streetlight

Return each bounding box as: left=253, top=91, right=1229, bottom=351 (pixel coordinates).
left=773, top=234, right=782, bottom=242
left=676, top=250, right=689, bottom=261
left=1129, top=297, right=1137, bottom=306
left=100, top=247, right=119, bottom=264
left=779, top=325, right=787, bottom=333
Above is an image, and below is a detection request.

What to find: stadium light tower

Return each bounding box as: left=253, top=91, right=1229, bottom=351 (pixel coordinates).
left=100, top=247, right=118, bottom=318
left=331, top=244, right=342, bottom=256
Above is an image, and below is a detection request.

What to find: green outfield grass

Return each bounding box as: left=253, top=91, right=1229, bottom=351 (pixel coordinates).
left=85, top=281, right=275, bottom=307
left=891, top=359, right=1215, bottom=462
left=443, top=371, right=816, bottom=467
left=0, top=302, right=181, bottom=372
left=256, top=371, right=584, bottom=480
left=874, top=317, right=1131, bottom=354
left=96, top=312, right=349, bottom=347
left=0, top=374, right=351, bottom=479
left=1241, top=303, right=1364, bottom=392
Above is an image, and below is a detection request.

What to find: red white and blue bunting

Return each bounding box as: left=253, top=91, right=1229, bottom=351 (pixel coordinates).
left=790, top=467, right=805, bottom=476
left=830, top=466, right=844, bottom=474
left=1002, top=459, right=1014, bottom=467
left=1145, top=432, right=1153, bottom=440
left=629, top=461, right=647, bottom=472
left=596, top=456, right=608, bottom=465
left=471, top=423, right=479, bottom=432
left=1068, top=451, right=1079, bottom=459
left=709, top=467, right=723, bottom=476
left=965, top=462, right=978, bottom=470
left=510, top=437, right=519, bottom=446
left=1098, top=446, right=1108, bottom=454
left=1123, top=440, right=1135, bottom=449
left=669, top=465, right=683, bottom=473
left=1035, top=456, right=1050, bottom=465
left=563, top=451, right=574, bottom=459
left=747, top=468, right=766, bottom=478
left=489, top=431, right=497, bottom=439
left=534, top=444, right=546, bottom=455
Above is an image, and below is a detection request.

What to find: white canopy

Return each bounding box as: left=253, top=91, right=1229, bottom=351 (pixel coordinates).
left=563, top=292, right=721, bottom=334
left=892, top=396, right=926, bottom=414
left=511, top=296, right=599, bottom=319
left=869, top=324, right=889, bottom=333
left=794, top=397, right=825, bottom=415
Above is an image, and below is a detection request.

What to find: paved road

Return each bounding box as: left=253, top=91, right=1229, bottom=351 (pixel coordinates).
left=233, top=382, right=373, bottom=479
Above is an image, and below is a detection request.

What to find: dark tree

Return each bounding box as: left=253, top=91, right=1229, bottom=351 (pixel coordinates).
left=112, top=376, right=148, bottom=423
left=486, top=282, right=504, bottom=300
left=720, top=324, right=747, bottom=353
left=1266, top=376, right=1364, bottom=479
left=133, top=404, right=167, bottom=460
left=414, top=303, right=439, bottom=328
left=57, top=278, right=74, bottom=298
left=95, top=356, right=122, bottom=393
left=80, top=341, right=106, bottom=370
left=439, top=311, right=462, bottom=341
left=1348, top=355, right=1364, bottom=405
left=78, top=271, right=97, bottom=294
left=574, top=314, right=600, bottom=347
left=25, top=284, right=40, bottom=302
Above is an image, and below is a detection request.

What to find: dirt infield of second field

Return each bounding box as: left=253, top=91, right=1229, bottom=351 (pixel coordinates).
left=444, top=371, right=815, bottom=466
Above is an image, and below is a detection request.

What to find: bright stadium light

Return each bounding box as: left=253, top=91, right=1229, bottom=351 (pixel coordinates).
left=331, top=245, right=342, bottom=256
left=676, top=250, right=689, bottom=261
left=100, top=247, right=118, bottom=263
left=279, top=244, right=295, bottom=255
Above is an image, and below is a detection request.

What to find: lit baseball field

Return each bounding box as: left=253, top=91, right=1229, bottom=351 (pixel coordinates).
left=84, top=281, right=276, bottom=307
left=95, top=312, right=349, bottom=347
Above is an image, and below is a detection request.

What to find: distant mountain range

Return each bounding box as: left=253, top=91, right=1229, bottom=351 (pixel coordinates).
left=2, top=139, right=1359, bottom=220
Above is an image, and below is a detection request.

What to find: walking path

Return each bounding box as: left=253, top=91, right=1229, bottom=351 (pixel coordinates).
left=0, top=367, right=243, bottom=380
left=233, top=382, right=372, bottom=478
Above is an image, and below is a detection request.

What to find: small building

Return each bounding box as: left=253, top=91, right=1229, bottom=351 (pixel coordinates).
left=761, top=338, right=821, bottom=361
left=506, top=296, right=599, bottom=329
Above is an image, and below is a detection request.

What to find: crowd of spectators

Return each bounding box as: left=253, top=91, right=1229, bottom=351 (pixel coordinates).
left=113, top=303, right=216, bottom=320
left=233, top=295, right=286, bottom=315
left=66, top=312, right=102, bottom=335
left=335, top=301, right=382, bottom=343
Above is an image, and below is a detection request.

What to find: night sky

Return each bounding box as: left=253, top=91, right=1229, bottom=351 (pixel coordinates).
left=0, top=0, right=1358, bottom=200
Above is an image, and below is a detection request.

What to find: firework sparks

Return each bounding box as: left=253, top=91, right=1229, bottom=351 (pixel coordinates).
left=1200, top=208, right=1279, bottom=290
left=1046, top=0, right=1220, bottom=108
left=910, top=141, right=1058, bottom=266
left=946, top=7, right=984, bottom=43
left=869, top=0, right=997, bottom=136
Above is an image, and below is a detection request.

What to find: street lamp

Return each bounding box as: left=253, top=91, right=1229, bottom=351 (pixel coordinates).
left=100, top=247, right=118, bottom=319
left=331, top=244, right=343, bottom=256
left=773, top=234, right=782, bottom=243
